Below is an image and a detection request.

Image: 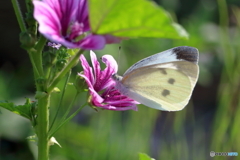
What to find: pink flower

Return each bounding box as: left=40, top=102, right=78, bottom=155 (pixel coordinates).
left=79, top=51, right=138, bottom=111
left=33, top=0, right=121, bottom=50
left=47, top=42, right=62, bottom=49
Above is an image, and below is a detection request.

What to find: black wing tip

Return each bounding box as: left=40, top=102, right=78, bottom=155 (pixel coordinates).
left=172, top=46, right=199, bottom=63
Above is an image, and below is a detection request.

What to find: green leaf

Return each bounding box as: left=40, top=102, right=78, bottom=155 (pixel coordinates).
left=89, top=0, right=188, bottom=39
left=0, top=99, right=32, bottom=120
left=139, top=153, right=155, bottom=160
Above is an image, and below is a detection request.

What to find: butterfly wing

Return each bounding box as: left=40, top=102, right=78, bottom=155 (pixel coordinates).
left=117, top=61, right=199, bottom=111
left=124, top=46, right=198, bottom=75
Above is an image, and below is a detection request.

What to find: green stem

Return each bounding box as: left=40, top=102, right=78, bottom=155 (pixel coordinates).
left=34, top=35, right=47, bottom=78
left=28, top=49, right=41, bottom=91
left=11, top=0, right=26, bottom=32
left=45, top=48, right=58, bottom=82
left=60, top=92, right=80, bottom=123
left=217, top=0, right=234, bottom=79
left=27, top=36, right=47, bottom=90
left=37, top=93, right=50, bottom=160
left=28, top=50, right=40, bottom=77
left=35, top=35, right=47, bottom=51
left=49, top=101, right=87, bottom=139
left=49, top=91, right=79, bottom=136
left=25, top=0, right=31, bottom=12
left=47, top=49, right=84, bottom=93
left=49, top=70, right=72, bottom=132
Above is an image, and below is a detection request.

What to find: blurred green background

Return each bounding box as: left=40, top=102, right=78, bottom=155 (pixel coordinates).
left=1, top=0, right=240, bottom=160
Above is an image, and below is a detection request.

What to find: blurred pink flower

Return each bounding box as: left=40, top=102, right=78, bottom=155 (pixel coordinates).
left=33, top=0, right=121, bottom=50
left=79, top=51, right=138, bottom=111
left=47, top=42, right=62, bottom=49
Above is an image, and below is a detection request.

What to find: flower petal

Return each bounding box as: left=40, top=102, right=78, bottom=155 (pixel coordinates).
left=103, top=87, right=139, bottom=107
left=76, top=0, right=89, bottom=31
left=78, top=73, right=94, bottom=90
left=90, top=51, right=101, bottom=91
left=77, top=35, right=106, bottom=50
left=103, top=35, right=124, bottom=44
left=97, top=55, right=118, bottom=90
left=99, top=104, right=138, bottom=111
left=33, top=0, right=61, bottom=40
left=88, top=88, right=104, bottom=104
left=79, top=54, right=95, bottom=85
left=101, top=55, right=118, bottom=75
left=43, top=0, right=77, bottom=35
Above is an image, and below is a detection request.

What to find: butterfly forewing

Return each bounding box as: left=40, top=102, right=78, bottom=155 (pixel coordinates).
left=124, top=46, right=199, bottom=75
left=121, top=61, right=199, bottom=111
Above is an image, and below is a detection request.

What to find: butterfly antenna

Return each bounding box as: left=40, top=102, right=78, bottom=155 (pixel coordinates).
left=117, top=46, right=121, bottom=66
left=117, top=46, right=124, bottom=106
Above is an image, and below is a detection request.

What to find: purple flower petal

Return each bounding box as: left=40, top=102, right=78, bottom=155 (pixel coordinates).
left=77, top=35, right=106, bottom=50
left=76, top=0, right=89, bottom=31
left=79, top=54, right=94, bottom=85
left=89, top=87, right=104, bottom=104
left=33, top=1, right=62, bottom=40
left=48, top=42, right=62, bottom=49
left=98, top=55, right=118, bottom=90
left=90, top=50, right=101, bottom=90
left=103, top=35, right=124, bottom=44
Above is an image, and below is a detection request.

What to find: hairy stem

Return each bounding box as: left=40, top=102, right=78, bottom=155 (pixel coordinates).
left=11, top=0, right=26, bottom=32
left=37, top=93, right=50, bottom=160
left=34, top=35, right=47, bottom=78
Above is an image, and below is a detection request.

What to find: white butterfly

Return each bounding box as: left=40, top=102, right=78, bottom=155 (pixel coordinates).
left=112, top=46, right=199, bottom=111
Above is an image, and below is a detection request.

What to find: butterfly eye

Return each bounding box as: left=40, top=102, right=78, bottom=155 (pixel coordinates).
left=112, top=73, right=122, bottom=81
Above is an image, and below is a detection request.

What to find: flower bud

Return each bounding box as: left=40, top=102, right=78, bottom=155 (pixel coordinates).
left=25, top=13, right=37, bottom=32
left=74, top=73, right=88, bottom=92
left=42, top=51, right=52, bottom=67
left=56, top=59, right=68, bottom=71
left=49, top=137, right=61, bottom=147
left=19, top=32, right=36, bottom=49
left=36, top=77, right=46, bottom=86
left=52, top=87, right=61, bottom=93
left=67, top=48, right=80, bottom=56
